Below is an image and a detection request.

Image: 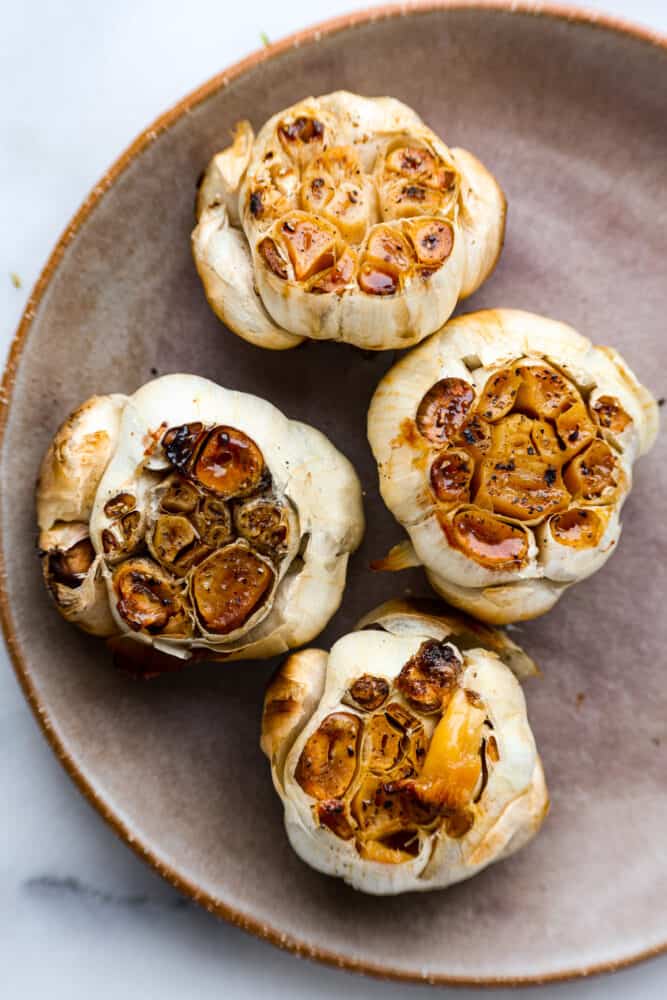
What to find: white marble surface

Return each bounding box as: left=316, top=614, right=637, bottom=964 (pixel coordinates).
left=1, top=1, right=666, bottom=996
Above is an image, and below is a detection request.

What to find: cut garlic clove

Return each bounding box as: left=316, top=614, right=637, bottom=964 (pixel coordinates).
left=441, top=508, right=531, bottom=570
left=190, top=541, right=276, bottom=639
left=536, top=506, right=619, bottom=583
left=113, top=557, right=191, bottom=638
left=416, top=377, right=475, bottom=445
left=294, top=712, right=361, bottom=800
left=562, top=439, right=622, bottom=504
left=233, top=496, right=297, bottom=558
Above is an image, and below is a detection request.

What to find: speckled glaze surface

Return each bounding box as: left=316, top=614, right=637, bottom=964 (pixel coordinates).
left=1, top=3, right=666, bottom=986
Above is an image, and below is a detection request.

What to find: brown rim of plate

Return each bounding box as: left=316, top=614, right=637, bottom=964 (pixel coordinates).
left=1, top=1, right=666, bottom=987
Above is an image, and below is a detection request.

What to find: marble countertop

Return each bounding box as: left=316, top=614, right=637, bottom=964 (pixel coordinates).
left=2, top=1, right=666, bottom=996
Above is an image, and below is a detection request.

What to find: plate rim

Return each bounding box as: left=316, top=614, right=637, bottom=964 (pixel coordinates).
left=2, top=1, right=666, bottom=986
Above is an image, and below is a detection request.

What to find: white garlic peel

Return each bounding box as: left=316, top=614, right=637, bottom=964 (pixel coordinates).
left=37, top=374, right=364, bottom=664
left=262, top=600, right=547, bottom=895
left=368, top=309, right=658, bottom=624
left=192, top=92, right=505, bottom=351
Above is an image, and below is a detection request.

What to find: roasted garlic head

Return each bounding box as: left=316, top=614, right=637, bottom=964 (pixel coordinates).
left=37, top=375, right=364, bottom=667
left=262, top=600, right=547, bottom=894
left=368, top=309, right=658, bottom=624
left=193, top=91, right=505, bottom=351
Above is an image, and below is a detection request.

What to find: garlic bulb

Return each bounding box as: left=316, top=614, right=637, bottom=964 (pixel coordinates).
left=262, top=599, right=547, bottom=895
left=193, top=91, right=505, bottom=351
left=37, top=374, right=364, bottom=667
left=368, top=309, right=658, bottom=624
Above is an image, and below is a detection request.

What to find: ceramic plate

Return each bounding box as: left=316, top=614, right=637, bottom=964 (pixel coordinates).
left=2, top=2, right=666, bottom=986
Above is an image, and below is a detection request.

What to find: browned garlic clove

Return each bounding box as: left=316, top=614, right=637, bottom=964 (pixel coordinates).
left=190, top=542, right=275, bottom=635
left=346, top=674, right=390, bottom=712
left=416, top=378, right=475, bottom=445
left=113, top=558, right=190, bottom=637
left=233, top=497, right=293, bottom=557
left=441, top=509, right=529, bottom=568
left=396, top=639, right=462, bottom=713
left=295, top=712, right=361, bottom=800
left=163, top=422, right=267, bottom=500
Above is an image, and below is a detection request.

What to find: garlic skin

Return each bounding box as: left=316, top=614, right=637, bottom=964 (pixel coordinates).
left=193, top=92, right=505, bottom=351
left=368, top=309, right=658, bottom=624
left=262, top=600, right=547, bottom=895
left=36, top=374, right=364, bottom=666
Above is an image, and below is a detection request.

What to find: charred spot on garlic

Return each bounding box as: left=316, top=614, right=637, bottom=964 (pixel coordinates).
left=113, top=558, right=190, bottom=636
left=347, top=674, right=390, bottom=711
left=163, top=423, right=268, bottom=500
left=397, top=639, right=462, bottom=713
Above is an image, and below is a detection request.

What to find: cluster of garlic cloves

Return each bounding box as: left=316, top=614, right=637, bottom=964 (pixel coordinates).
left=368, top=309, right=658, bottom=624
left=193, top=91, right=505, bottom=350
left=37, top=374, right=364, bottom=667
left=262, top=600, right=547, bottom=894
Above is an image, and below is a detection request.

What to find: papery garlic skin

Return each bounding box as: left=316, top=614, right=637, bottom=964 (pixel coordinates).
left=262, top=600, right=547, bottom=895
left=193, top=92, right=505, bottom=351
left=36, top=374, right=364, bottom=665
left=368, top=309, right=658, bottom=624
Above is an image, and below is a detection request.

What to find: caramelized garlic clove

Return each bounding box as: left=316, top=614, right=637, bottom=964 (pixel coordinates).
left=278, top=214, right=337, bottom=282
left=402, top=688, right=486, bottom=813
left=430, top=450, right=474, bottom=504
left=563, top=440, right=619, bottom=503
left=113, top=558, right=190, bottom=637
left=514, top=364, right=577, bottom=420
left=396, top=639, right=462, bottom=713
left=233, top=497, right=294, bottom=557
left=192, top=426, right=266, bottom=499
left=190, top=542, right=275, bottom=636
left=441, top=508, right=530, bottom=569
left=295, top=712, right=361, bottom=800
left=346, top=674, right=390, bottom=712
left=406, top=219, right=454, bottom=268
left=193, top=495, right=234, bottom=547
left=476, top=366, right=523, bottom=422
left=416, top=378, right=475, bottom=445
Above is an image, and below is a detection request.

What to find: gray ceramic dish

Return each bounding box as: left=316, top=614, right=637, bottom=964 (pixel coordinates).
left=1, top=2, right=666, bottom=986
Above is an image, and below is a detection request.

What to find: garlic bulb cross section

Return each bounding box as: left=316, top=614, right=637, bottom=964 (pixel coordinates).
left=37, top=374, right=364, bottom=667
left=193, top=91, right=505, bottom=351
left=262, top=600, right=547, bottom=894
left=368, top=309, right=658, bottom=624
